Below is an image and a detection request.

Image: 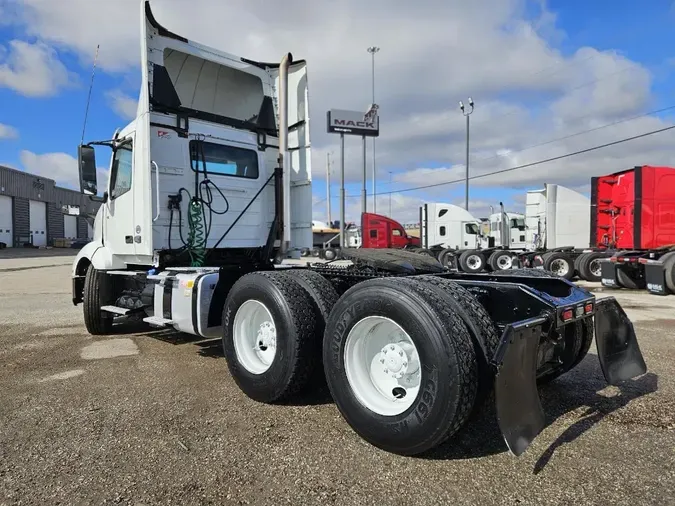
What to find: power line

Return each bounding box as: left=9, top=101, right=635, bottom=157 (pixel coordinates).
left=369, top=124, right=675, bottom=196
left=466, top=104, right=675, bottom=166
left=312, top=116, right=675, bottom=205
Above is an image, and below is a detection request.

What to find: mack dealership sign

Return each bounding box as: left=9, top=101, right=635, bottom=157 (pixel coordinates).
left=327, top=106, right=380, bottom=137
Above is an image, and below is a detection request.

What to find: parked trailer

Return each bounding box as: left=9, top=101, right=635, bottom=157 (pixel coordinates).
left=593, top=165, right=675, bottom=292
left=513, top=184, right=615, bottom=281
left=70, top=0, right=647, bottom=458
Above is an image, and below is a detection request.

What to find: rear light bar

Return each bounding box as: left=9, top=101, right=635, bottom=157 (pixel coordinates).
left=612, top=256, right=638, bottom=263
left=561, top=302, right=594, bottom=323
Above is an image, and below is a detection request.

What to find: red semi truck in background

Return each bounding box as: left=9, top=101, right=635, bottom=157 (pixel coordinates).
left=360, top=212, right=421, bottom=249
left=307, top=212, right=421, bottom=260
left=593, top=165, right=675, bottom=294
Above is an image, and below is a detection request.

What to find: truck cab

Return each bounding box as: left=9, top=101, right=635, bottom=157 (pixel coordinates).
left=419, top=203, right=482, bottom=250
left=72, top=0, right=312, bottom=285
left=360, top=212, right=420, bottom=249
left=485, top=210, right=527, bottom=250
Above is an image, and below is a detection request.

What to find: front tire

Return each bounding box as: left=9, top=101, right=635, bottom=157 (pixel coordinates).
left=323, top=277, right=478, bottom=456
left=82, top=265, right=114, bottom=335
left=222, top=271, right=320, bottom=403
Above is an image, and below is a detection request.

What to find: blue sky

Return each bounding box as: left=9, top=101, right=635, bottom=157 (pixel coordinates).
left=0, top=0, right=674, bottom=223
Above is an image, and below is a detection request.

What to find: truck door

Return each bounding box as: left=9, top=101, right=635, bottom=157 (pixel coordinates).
left=103, top=133, right=137, bottom=256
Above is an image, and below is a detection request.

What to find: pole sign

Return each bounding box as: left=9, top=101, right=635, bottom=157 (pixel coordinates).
left=327, top=105, right=380, bottom=137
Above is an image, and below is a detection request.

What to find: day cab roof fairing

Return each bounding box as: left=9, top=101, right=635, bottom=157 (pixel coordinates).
left=141, top=0, right=307, bottom=138
left=136, top=0, right=312, bottom=259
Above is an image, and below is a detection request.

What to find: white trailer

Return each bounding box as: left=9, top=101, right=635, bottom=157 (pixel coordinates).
left=68, top=0, right=645, bottom=460
left=525, top=183, right=590, bottom=250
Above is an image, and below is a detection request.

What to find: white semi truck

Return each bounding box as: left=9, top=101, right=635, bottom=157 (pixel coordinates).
left=70, top=0, right=645, bottom=458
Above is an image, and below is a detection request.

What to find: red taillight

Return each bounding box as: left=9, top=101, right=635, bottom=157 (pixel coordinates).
left=610, top=257, right=618, bottom=263
left=562, top=308, right=574, bottom=322
left=584, top=303, right=593, bottom=314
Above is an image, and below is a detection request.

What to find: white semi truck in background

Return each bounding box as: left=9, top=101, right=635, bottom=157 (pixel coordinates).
left=69, top=0, right=645, bottom=460
left=420, top=183, right=610, bottom=279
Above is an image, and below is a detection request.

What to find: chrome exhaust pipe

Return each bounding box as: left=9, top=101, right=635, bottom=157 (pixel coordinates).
left=278, top=53, right=292, bottom=256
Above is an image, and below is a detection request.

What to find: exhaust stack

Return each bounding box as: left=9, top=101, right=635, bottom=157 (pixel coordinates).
left=278, top=53, right=292, bottom=256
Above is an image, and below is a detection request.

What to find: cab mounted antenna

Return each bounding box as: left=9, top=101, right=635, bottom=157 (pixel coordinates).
left=80, top=44, right=100, bottom=145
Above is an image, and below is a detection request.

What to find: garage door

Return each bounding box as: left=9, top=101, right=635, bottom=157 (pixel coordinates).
left=29, top=200, right=47, bottom=247
left=64, top=215, right=77, bottom=239
left=0, top=195, right=12, bottom=247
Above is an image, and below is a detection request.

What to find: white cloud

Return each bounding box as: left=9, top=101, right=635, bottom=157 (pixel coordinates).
left=19, top=150, right=108, bottom=192
left=5, top=0, right=674, bottom=200
left=105, top=89, right=138, bottom=120
left=0, top=39, right=76, bottom=97
left=0, top=123, right=19, bottom=139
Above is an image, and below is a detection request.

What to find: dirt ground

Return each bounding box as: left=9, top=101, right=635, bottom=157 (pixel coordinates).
left=1, top=257, right=674, bottom=505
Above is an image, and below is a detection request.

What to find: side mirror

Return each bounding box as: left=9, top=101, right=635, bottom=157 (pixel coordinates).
left=78, top=144, right=98, bottom=195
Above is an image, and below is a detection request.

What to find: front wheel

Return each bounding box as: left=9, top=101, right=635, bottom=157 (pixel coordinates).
left=82, top=265, right=114, bottom=335
left=323, top=277, right=478, bottom=456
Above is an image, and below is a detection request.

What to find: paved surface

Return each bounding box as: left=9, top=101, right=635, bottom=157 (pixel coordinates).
left=1, top=261, right=674, bottom=505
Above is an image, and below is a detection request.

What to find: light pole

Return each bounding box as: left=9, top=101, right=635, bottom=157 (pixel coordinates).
left=326, top=152, right=332, bottom=225
left=367, top=46, right=380, bottom=213
left=459, top=97, right=474, bottom=211
left=388, top=171, right=393, bottom=217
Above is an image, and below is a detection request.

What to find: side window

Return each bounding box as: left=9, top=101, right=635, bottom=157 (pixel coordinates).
left=392, top=229, right=402, bottom=236
left=110, top=142, right=133, bottom=199
left=369, top=229, right=377, bottom=239
left=465, top=223, right=479, bottom=235
left=190, top=140, right=259, bottom=179
left=439, top=226, right=446, bottom=236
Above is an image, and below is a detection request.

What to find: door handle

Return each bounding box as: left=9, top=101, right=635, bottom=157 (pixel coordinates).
left=152, top=161, right=160, bottom=222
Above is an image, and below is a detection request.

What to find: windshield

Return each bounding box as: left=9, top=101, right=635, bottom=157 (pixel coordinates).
left=510, top=218, right=526, bottom=231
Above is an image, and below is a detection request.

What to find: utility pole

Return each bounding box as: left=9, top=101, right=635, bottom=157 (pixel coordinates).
left=326, top=152, right=332, bottom=225
left=389, top=171, right=393, bottom=217
left=459, top=97, right=474, bottom=211
left=367, top=46, right=380, bottom=213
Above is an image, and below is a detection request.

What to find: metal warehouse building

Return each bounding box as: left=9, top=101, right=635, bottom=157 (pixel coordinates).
left=0, top=165, right=101, bottom=248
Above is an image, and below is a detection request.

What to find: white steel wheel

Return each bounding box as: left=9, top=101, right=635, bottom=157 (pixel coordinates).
left=232, top=300, right=277, bottom=374
left=496, top=254, right=513, bottom=270
left=550, top=258, right=570, bottom=277
left=466, top=254, right=483, bottom=270
left=589, top=258, right=602, bottom=278
left=344, top=316, right=421, bottom=416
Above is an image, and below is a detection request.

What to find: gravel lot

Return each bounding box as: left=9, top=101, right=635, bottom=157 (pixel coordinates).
left=1, top=254, right=674, bottom=505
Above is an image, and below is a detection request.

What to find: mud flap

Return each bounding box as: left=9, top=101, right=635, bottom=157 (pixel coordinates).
left=594, top=297, right=647, bottom=385
left=492, top=316, right=548, bottom=457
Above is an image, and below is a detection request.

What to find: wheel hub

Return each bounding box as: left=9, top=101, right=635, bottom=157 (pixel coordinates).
left=590, top=259, right=601, bottom=277
left=255, top=321, right=276, bottom=352
left=550, top=258, right=569, bottom=276
left=467, top=255, right=481, bottom=269
left=497, top=255, right=512, bottom=269
left=378, top=341, right=419, bottom=379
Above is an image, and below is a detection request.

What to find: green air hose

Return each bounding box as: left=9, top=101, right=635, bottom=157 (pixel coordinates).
left=187, top=198, right=207, bottom=267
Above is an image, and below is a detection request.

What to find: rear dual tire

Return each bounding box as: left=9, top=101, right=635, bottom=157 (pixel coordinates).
left=323, top=276, right=497, bottom=455
left=224, top=271, right=496, bottom=456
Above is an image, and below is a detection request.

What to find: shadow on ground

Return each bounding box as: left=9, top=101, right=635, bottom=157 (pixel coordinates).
left=415, top=356, right=658, bottom=464
left=130, top=322, right=659, bottom=459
